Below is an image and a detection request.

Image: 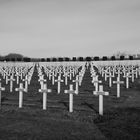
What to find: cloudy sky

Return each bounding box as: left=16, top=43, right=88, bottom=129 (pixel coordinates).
left=0, top=0, right=140, bottom=58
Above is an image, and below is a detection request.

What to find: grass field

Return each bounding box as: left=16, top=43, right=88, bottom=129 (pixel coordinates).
left=0, top=63, right=140, bottom=140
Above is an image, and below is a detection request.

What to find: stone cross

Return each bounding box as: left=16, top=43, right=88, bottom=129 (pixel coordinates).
left=38, top=75, right=46, bottom=90
left=91, top=72, right=97, bottom=80
left=113, top=77, right=124, bottom=98
left=101, top=68, right=105, bottom=77
left=130, top=71, right=135, bottom=82
left=93, top=85, right=109, bottom=116
left=39, top=84, right=52, bottom=110
left=78, top=74, right=83, bottom=86
left=7, top=75, right=15, bottom=92
left=106, top=73, right=113, bottom=87
left=104, top=71, right=109, bottom=81
left=63, top=72, right=69, bottom=85
left=20, top=72, right=23, bottom=80
left=116, top=68, right=122, bottom=79
left=125, top=73, right=131, bottom=89
left=27, top=74, right=32, bottom=85
left=69, top=68, right=72, bottom=80
left=134, top=68, right=138, bottom=78
left=72, top=68, right=75, bottom=77
left=72, top=75, right=80, bottom=94
left=23, top=75, right=29, bottom=92
left=2, top=71, right=6, bottom=79
left=111, top=67, right=115, bottom=77
left=49, top=71, right=52, bottom=80
left=92, top=76, right=102, bottom=92
left=0, top=81, right=5, bottom=107
left=86, top=62, right=89, bottom=69
left=64, top=84, right=77, bottom=113
left=15, top=72, right=20, bottom=84
left=45, top=68, right=49, bottom=77
left=51, top=71, right=55, bottom=85
left=55, top=76, right=64, bottom=94
left=15, top=83, right=26, bottom=108
left=58, top=69, right=63, bottom=77
left=6, top=74, right=9, bottom=84
left=122, top=68, right=127, bottom=77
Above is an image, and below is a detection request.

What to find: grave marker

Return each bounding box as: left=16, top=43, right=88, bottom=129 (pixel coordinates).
left=72, top=75, right=80, bottom=94
left=7, top=75, right=15, bottom=92
left=63, top=72, right=69, bottom=85
left=55, top=76, right=64, bottom=94
left=93, top=85, right=109, bottom=115
left=23, top=75, right=29, bottom=92
left=64, top=84, right=77, bottom=112
left=0, top=81, right=5, bottom=107
left=125, top=73, right=131, bottom=88
left=113, top=77, right=124, bottom=98
left=92, top=76, right=102, bottom=92
left=39, top=84, right=52, bottom=110
left=38, top=75, right=46, bottom=90
left=15, top=83, right=26, bottom=108
left=106, top=73, right=113, bottom=87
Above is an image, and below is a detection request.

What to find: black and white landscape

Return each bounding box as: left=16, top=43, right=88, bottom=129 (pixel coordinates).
left=0, top=0, right=140, bottom=140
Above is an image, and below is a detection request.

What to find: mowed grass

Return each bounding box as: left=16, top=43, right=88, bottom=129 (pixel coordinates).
left=0, top=63, right=140, bottom=140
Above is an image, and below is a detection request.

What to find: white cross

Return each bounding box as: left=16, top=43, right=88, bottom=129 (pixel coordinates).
left=0, top=81, right=5, bottom=107
left=71, top=68, right=75, bottom=77
left=116, top=68, right=122, bottom=78
left=7, top=75, right=15, bottom=92
left=15, top=72, right=21, bottom=84
left=69, top=68, right=73, bottom=80
left=38, top=75, right=46, bottom=89
left=5, top=73, right=9, bottom=84
left=64, top=84, right=77, bottom=113
left=48, top=71, right=52, bottom=80
left=125, top=73, right=131, bottom=89
left=111, top=67, right=115, bottom=77
left=72, top=75, right=80, bottom=94
left=134, top=68, right=138, bottom=78
left=104, top=71, right=109, bottom=81
left=51, top=71, right=55, bottom=85
left=113, top=77, right=124, bottom=98
left=92, top=76, right=102, bottom=92
left=23, top=75, right=29, bottom=92
left=20, top=72, right=23, bottom=80
left=58, top=69, right=62, bottom=77
left=63, top=72, right=69, bottom=85
left=106, top=73, right=113, bottom=87
left=93, top=85, right=109, bottom=116
left=15, top=83, right=26, bottom=108
left=39, top=84, right=52, bottom=110
left=122, top=68, right=127, bottom=77
left=91, top=72, right=97, bottom=79
left=78, top=74, right=83, bottom=86
left=55, top=76, right=64, bottom=94
left=130, top=71, right=135, bottom=82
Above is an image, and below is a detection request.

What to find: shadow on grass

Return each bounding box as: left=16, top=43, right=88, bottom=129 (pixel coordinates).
left=94, top=107, right=140, bottom=140
left=1, top=97, right=8, bottom=102
left=58, top=101, right=69, bottom=110
left=81, top=102, right=98, bottom=114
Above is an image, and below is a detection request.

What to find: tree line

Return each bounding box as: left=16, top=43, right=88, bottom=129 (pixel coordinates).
left=0, top=53, right=136, bottom=62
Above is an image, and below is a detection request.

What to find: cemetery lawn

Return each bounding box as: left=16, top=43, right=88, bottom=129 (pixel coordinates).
left=0, top=66, right=140, bottom=140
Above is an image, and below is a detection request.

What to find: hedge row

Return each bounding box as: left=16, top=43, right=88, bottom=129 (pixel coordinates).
left=0, top=55, right=135, bottom=62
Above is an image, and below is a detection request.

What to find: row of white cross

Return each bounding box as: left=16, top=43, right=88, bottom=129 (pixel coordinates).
left=0, top=63, right=35, bottom=92
left=0, top=81, right=108, bottom=115
left=37, top=62, right=86, bottom=94
left=0, top=62, right=87, bottom=113
left=91, top=60, right=140, bottom=96
left=0, top=61, right=139, bottom=116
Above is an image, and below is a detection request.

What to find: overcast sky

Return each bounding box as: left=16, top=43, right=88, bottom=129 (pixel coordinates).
left=0, top=0, right=140, bottom=58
